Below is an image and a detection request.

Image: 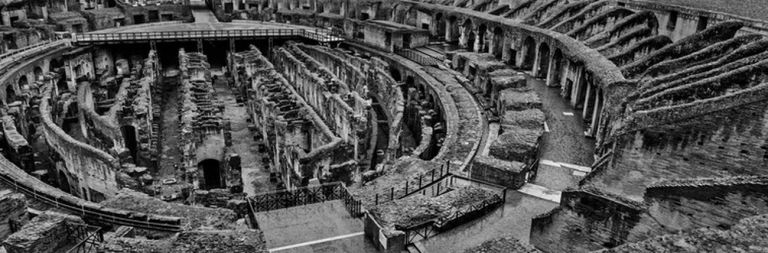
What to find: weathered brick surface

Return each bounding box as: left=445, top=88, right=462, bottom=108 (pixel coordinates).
left=3, top=212, right=84, bottom=253
left=590, top=100, right=768, bottom=200
left=629, top=0, right=768, bottom=21
left=645, top=177, right=768, bottom=232
left=470, top=155, right=526, bottom=189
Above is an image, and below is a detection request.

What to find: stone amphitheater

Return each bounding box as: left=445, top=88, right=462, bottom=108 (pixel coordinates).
left=0, top=0, right=766, bottom=252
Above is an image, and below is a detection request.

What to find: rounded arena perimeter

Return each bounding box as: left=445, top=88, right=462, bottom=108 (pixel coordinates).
left=0, top=0, right=767, bottom=252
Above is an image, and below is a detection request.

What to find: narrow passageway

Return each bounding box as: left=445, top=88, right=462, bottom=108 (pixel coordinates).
left=211, top=70, right=273, bottom=195
left=157, top=69, right=182, bottom=178
left=526, top=75, right=596, bottom=192
left=190, top=0, right=219, bottom=25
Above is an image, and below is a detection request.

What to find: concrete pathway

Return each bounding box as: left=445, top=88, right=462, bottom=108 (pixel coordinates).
left=254, top=200, right=374, bottom=252
left=526, top=76, right=595, bottom=192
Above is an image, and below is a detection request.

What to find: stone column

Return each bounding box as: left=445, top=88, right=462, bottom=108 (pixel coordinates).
left=590, top=89, right=602, bottom=137
left=532, top=43, right=541, bottom=76
left=582, top=82, right=593, bottom=119
left=546, top=51, right=557, bottom=86
left=473, top=30, right=482, bottom=52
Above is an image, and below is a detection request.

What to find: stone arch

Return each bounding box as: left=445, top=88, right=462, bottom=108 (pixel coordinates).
left=58, top=170, right=71, bottom=194
left=199, top=159, right=223, bottom=189
left=446, top=15, right=460, bottom=43
left=461, top=18, right=475, bottom=51
left=434, top=12, right=446, bottom=38
left=34, top=66, right=44, bottom=82
left=537, top=42, right=551, bottom=78
left=491, top=26, right=504, bottom=59
left=549, top=48, right=564, bottom=86
left=390, top=67, right=402, bottom=82
left=478, top=23, right=488, bottom=52
left=521, top=36, right=536, bottom=70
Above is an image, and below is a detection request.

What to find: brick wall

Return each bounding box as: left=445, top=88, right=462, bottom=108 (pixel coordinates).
left=645, top=181, right=768, bottom=232
left=590, top=100, right=768, bottom=200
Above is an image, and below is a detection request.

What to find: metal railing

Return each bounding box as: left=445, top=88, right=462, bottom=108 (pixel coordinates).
left=0, top=170, right=183, bottom=232
left=65, top=223, right=104, bottom=253
left=73, top=29, right=344, bottom=43
left=247, top=182, right=362, bottom=217
left=374, top=161, right=451, bottom=206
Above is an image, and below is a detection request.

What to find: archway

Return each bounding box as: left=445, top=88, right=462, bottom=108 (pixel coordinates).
left=200, top=159, right=222, bottom=189
left=434, top=13, right=446, bottom=39
left=121, top=125, right=138, bottom=163
left=537, top=42, right=551, bottom=78
left=461, top=19, right=474, bottom=50
left=34, top=66, right=43, bottom=82
left=550, top=49, right=564, bottom=86
left=447, top=16, right=460, bottom=43
left=405, top=76, right=416, bottom=91
left=390, top=68, right=402, bottom=82
left=478, top=24, right=487, bottom=52
left=492, top=27, right=503, bottom=59
left=522, top=36, right=536, bottom=70
left=58, top=171, right=71, bottom=194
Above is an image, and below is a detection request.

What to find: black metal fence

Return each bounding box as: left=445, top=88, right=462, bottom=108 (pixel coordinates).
left=65, top=223, right=104, bottom=253
left=374, top=162, right=451, bottom=205
left=247, top=182, right=362, bottom=217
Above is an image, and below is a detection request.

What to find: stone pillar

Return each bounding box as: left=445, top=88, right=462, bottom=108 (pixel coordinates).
left=560, top=60, right=570, bottom=91
left=532, top=44, right=541, bottom=76
left=473, top=31, right=482, bottom=52
left=501, top=36, right=512, bottom=62
left=445, top=20, right=454, bottom=42
left=571, top=67, right=585, bottom=108
left=546, top=51, right=557, bottom=86
left=590, top=89, right=602, bottom=136
left=459, top=27, right=469, bottom=49
left=582, top=82, right=593, bottom=119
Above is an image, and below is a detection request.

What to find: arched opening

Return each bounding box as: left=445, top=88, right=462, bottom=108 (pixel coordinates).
left=200, top=159, right=223, bottom=189
left=478, top=24, right=487, bottom=52
left=405, top=76, right=416, bottom=92
left=522, top=36, right=536, bottom=70
left=390, top=68, right=402, bottom=82
left=550, top=49, right=564, bottom=87
left=34, top=66, right=44, bottom=82
left=461, top=19, right=474, bottom=51
left=492, top=27, right=503, bottom=59
left=58, top=171, right=71, bottom=194
left=537, top=42, right=551, bottom=78
left=434, top=13, right=446, bottom=39
left=49, top=59, right=62, bottom=72
left=360, top=12, right=370, bottom=21
left=121, top=125, right=138, bottom=164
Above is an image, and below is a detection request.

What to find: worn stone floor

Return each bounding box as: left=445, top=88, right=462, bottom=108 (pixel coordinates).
left=254, top=200, right=374, bottom=252
left=211, top=70, right=273, bottom=195
left=526, top=75, right=595, bottom=192
left=157, top=69, right=182, bottom=178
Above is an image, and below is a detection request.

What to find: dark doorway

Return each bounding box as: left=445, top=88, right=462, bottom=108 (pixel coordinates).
left=200, top=159, right=222, bottom=189
left=121, top=125, right=138, bottom=163
left=149, top=10, right=160, bottom=22
left=133, top=15, right=146, bottom=24
left=522, top=36, right=536, bottom=70
left=403, top=34, right=412, bottom=49
left=59, top=171, right=71, bottom=194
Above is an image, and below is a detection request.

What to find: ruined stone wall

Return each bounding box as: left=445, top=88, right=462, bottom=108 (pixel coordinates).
left=644, top=177, right=768, bottom=232
left=530, top=188, right=660, bottom=253
left=41, top=76, right=121, bottom=201
left=115, top=0, right=191, bottom=24
left=589, top=100, right=768, bottom=200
